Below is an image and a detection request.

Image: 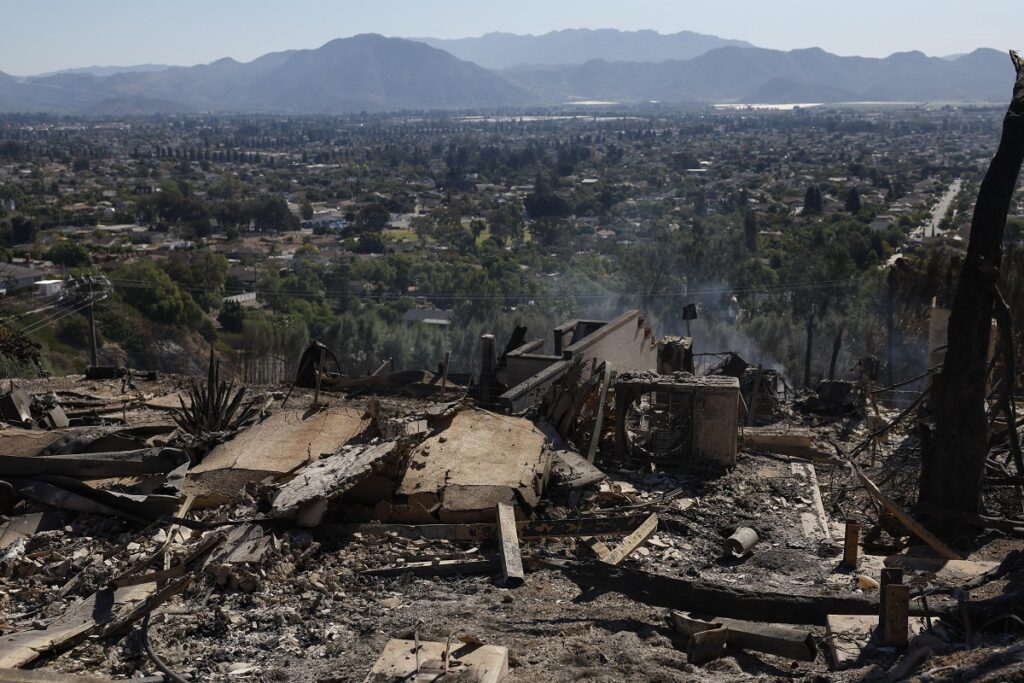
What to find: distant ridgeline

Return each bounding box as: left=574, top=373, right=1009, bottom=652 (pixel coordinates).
left=0, top=33, right=1014, bottom=115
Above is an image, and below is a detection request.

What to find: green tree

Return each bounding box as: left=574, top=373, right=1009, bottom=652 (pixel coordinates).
left=524, top=175, right=570, bottom=220
left=356, top=202, right=392, bottom=232
left=217, top=300, right=246, bottom=332
left=803, top=186, right=824, bottom=215
left=160, top=251, right=228, bottom=312
left=7, top=216, right=38, bottom=245
left=743, top=210, right=758, bottom=253
left=44, top=240, right=92, bottom=268
left=114, top=260, right=206, bottom=329
left=248, top=196, right=299, bottom=232
left=489, top=202, right=524, bottom=246
left=845, top=187, right=862, bottom=213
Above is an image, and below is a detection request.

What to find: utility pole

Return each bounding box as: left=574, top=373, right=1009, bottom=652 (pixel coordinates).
left=886, top=267, right=896, bottom=386
left=829, top=325, right=845, bottom=381
left=803, top=304, right=816, bottom=389
left=87, top=279, right=98, bottom=367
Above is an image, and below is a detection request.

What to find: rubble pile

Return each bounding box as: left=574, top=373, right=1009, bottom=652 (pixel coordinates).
left=0, top=332, right=1022, bottom=682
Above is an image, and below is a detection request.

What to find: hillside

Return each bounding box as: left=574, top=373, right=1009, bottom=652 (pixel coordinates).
left=0, top=40, right=1014, bottom=114
left=0, top=35, right=528, bottom=114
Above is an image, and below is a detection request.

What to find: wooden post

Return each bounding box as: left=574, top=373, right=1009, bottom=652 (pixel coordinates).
left=440, top=351, right=451, bottom=400
left=586, top=363, right=613, bottom=464
left=614, top=387, right=631, bottom=461
left=883, top=583, right=910, bottom=647
left=496, top=502, right=524, bottom=587
left=747, top=364, right=762, bottom=427
left=879, top=567, right=904, bottom=627
left=842, top=521, right=859, bottom=569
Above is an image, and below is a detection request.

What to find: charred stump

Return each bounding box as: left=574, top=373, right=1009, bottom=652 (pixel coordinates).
left=922, top=52, right=1024, bottom=516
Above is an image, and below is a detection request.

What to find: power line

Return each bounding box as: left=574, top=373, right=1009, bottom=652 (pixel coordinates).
left=98, top=275, right=860, bottom=303
left=19, top=298, right=96, bottom=337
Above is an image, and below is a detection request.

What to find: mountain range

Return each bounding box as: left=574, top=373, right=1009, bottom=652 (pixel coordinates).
left=0, top=32, right=1015, bottom=115
left=415, top=28, right=752, bottom=69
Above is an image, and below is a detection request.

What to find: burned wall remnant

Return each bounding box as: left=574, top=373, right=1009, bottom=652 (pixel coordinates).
left=614, top=371, right=740, bottom=469
left=483, top=310, right=658, bottom=413
left=656, top=336, right=695, bottom=375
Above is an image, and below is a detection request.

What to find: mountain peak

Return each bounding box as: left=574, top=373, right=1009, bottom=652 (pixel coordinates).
left=415, top=28, right=752, bottom=69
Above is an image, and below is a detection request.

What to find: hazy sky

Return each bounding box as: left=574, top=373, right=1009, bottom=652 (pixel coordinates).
left=2, top=0, right=1018, bottom=75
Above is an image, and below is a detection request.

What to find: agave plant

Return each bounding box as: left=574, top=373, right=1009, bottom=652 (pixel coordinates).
left=174, top=348, right=260, bottom=440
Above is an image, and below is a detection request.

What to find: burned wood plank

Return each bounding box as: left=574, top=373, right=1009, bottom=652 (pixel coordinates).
left=362, top=557, right=499, bottom=578
left=854, top=468, right=962, bottom=560
left=320, top=514, right=654, bottom=543
left=0, top=579, right=168, bottom=669
left=271, top=441, right=398, bottom=525
left=687, top=626, right=729, bottom=665
left=555, top=559, right=1024, bottom=627
left=496, top=502, right=524, bottom=587
left=579, top=536, right=612, bottom=562
left=670, top=611, right=817, bottom=661
left=544, top=560, right=878, bottom=625
left=794, top=462, right=833, bottom=542
left=602, top=513, right=658, bottom=565
left=586, top=363, right=613, bottom=464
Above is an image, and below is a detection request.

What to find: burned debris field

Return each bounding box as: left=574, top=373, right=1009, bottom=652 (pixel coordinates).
left=1, top=293, right=1024, bottom=682
left=2, top=18, right=1024, bottom=683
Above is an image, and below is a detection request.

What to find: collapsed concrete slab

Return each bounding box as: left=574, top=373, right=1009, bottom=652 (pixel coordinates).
left=185, top=406, right=369, bottom=506
left=395, top=410, right=551, bottom=522
left=272, top=441, right=399, bottom=526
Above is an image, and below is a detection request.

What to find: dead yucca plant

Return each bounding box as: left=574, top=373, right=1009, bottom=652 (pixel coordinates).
left=174, top=348, right=260, bottom=440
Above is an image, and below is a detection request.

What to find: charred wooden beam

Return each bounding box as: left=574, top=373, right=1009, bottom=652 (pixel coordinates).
left=544, top=559, right=1024, bottom=626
